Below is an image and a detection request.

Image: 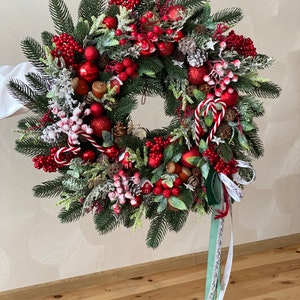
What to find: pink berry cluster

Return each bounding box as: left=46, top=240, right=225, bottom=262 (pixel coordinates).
left=109, top=0, right=140, bottom=10
left=146, top=136, right=172, bottom=169
left=204, top=60, right=239, bottom=98
left=51, top=33, right=84, bottom=68
left=203, top=148, right=238, bottom=176
left=106, top=57, right=138, bottom=82
left=32, top=147, right=64, bottom=172
left=108, top=170, right=142, bottom=214
left=153, top=177, right=182, bottom=198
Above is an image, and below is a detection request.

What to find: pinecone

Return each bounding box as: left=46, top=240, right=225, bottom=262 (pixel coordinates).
left=178, top=37, right=197, bottom=55
left=172, top=48, right=186, bottom=62
left=217, top=122, right=232, bottom=139
left=187, top=175, right=200, bottom=188
left=113, top=121, right=128, bottom=139
left=97, top=53, right=110, bottom=70
left=84, top=92, right=96, bottom=105
left=224, top=108, right=237, bottom=122
left=193, top=24, right=207, bottom=35
left=187, top=49, right=207, bottom=67
left=128, top=181, right=141, bottom=196
left=199, top=84, right=211, bottom=94
left=107, top=162, right=123, bottom=179
left=186, top=85, right=198, bottom=97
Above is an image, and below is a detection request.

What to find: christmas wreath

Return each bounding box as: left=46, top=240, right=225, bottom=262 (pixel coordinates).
left=10, top=0, right=280, bottom=249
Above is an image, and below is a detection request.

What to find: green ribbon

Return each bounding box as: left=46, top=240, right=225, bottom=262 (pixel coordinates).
left=205, top=168, right=222, bottom=206
left=204, top=204, right=224, bottom=300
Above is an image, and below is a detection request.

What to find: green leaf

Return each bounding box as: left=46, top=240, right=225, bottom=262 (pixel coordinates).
left=169, top=197, right=187, bottom=211
left=204, top=110, right=213, bottom=127
left=201, top=161, right=210, bottom=179
left=157, top=199, right=168, bottom=213
left=193, top=89, right=206, bottom=102
left=151, top=164, right=165, bottom=183
left=163, top=144, right=174, bottom=164
left=241, top=121, right=255, bottom=132
left=199, top=139, right=208, bottom=153
left=205, top=168, right=222, bottom=206
left=186, top=156, right=202, bottom=166
left=237, top=130, right=250, bottom=150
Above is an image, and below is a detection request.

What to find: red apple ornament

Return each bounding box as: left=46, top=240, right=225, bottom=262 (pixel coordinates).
left=181, top=148, right=201, bottom=168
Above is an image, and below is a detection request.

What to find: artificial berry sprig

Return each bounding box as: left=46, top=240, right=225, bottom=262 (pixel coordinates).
left=51, top=33, right=84, bottom=68
left=108, top=0, right=140, bottom=10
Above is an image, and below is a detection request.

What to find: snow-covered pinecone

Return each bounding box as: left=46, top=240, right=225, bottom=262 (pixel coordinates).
left=128, top=181, right=141, bottom=196
left=187, top=49, right=207, bottom=67
left=178, top=37, right=197, bottom=55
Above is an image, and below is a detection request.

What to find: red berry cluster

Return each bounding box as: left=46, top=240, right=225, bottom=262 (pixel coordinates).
left=32, top=147, right=61, bottom=173
left=107, top=57, right=138, bottom=82
left=108, top=0, right=140, bottom=10
left=51, top=33, right=84, bottom=68
left=222, top=30, right=257, bottom=58
left=146, top=137, right=171, bottom=168
left=203, top=148, right=238, bottom=176
left=153, top=177, right=182, bottom=198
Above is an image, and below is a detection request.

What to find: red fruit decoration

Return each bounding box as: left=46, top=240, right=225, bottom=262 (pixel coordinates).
left=166, top=5, right=185, bottom=21
left=90, top=116, right=112, bottom=137
left=89, top=102, right=105, bottom=117
left=110, top=78, right=121, bottom=94
left=103, top=16, right=118, bottom=29
left=187, top=66, right=208, bottom=86
left=148, top=155, right=163, bottom=169
left=84, top=45, right=99, bottom=61
left=92, top=81, right=107, bottom=99
left=181, top=148, right=201, bottom=168
left=220, top=87, right=239, bottom=106
left=157, top=42, right=175, bottom=57
left=82, top=149, right=96, bottom=162
left=104, top=144, right=119, bottom=158
left=78, top=61, right=99, bottom=82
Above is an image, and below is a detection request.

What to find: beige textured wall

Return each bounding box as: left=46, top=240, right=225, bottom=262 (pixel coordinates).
left=0, top=0, right=299, bottom=291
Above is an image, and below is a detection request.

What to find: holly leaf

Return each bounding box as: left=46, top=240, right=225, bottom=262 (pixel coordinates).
left=157, top=199, right=168, bottom=213
left=201, top=161, right=210, bottom=179
left=204, top=110, right=213, bottom=127
left=151, top=164, right=165, bottom=183
left=199, top=139, right=208, bottom=153
left=186, top=156, right=202, bottom=166
left=169, top=197, right=187, bottom=210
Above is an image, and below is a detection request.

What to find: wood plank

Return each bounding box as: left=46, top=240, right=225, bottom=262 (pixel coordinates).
left=0, top=233, right=299, bottom=300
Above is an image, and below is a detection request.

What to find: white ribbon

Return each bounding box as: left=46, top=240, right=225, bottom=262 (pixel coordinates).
left=218, top=160, right=256, bottom=203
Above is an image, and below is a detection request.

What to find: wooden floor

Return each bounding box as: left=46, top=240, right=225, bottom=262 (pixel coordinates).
left=1, top=235, right=300, bottom=300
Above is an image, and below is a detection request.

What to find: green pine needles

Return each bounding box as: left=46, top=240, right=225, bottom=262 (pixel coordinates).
left=10, top=0, right=280, bottom=248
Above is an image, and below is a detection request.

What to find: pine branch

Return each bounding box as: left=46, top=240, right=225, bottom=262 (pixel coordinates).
left=17, top=115, right=43, bottom=131
left=33, top=177, right=65, bottom=198
left=244, top=129, right=264, bottom=158
left=174, top=0, right=206, bottom=10
left=146, top=211, right=169, bottom=249
left=237, top=96, right=265, bottom=121
left=21, top=37, right=45, bottom=69
left=212, top=7, right=243, bottom=26
left=120, top=205, right=135, bottom=228
left=247, top=81, right=281, bottom=99
left=166, top=210, right=189, bottom=233
left=94, top=209, right=120, bottom=234
left=164, top=89, right=180, bottom=116
left=41, top=31, right=54, bottom=47
left=163, top=57, right=187, bottom=81
left=109, top=96, right=137, bottom=123
left=217, top=142, right=233, bottom=162
left=78, top=0, right=107, bottom=25
left=58, top=201, right=84, bottom=223
left=73, top=20, right=90, bottom=43
left=25, top=72, right=49, bottom=95
left=49, top=0, right=75, bottom=35
left=15, top=138, right=52, bottom=157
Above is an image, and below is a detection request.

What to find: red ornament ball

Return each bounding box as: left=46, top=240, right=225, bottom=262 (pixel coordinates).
left=90, top=116, right=112, bottom=137
left=110, top=78, right=121, bottom=94
left=104, top=144, right=119, bottom=158
left=181, top=148, right=201, bottom=168
left=72, top=78, right=89, bottom=95
left=89, top=102, right=105, bottom=117
left=78, top=61, right=99, bottom=82
left=148, top=156, right=162, bottom=169
left=157, top=42, right=175, bottom=57
left=84, top=45, right=99, bottom=61
left=187, top=66, right=208, bottom=86
left=221, top=88, right=239, bottom=106
left=166, top=5, right=185, bottom=22
left=102, top=16, right=118, bottom=29
left=82, top=150, right=96, bottom=162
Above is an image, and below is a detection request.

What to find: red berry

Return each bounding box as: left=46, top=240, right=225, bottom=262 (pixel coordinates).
left=125, top=66, right=136, bottom=77
left=115, top=29, right=122, bottom=36
left=118, top=72, right=129, bottom=81
left=166, top=5, right=185, bottom=22
left=173, top=177, right=183, bottom=187
left=157, top=42, right=174, bottom=57
left=122, top=57, right=134, bottom=68
left=153, top=186, right=163, bottom=195
left=171, top=187, right=181, bottom=196
left=162, top=189, right=172, bottom=198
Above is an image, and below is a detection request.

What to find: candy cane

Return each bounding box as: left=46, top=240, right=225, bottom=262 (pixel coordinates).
left=54, top=130, right=105, bottom=166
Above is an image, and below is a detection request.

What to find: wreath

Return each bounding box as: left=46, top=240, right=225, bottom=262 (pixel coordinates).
left=10, top=0, right=280, bottom=249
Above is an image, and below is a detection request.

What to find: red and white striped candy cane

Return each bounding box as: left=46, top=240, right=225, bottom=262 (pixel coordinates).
left=54, top=130, right=105, bottom=166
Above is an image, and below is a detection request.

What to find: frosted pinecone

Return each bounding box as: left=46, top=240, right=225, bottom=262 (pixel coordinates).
left=178, top=37, right=197, bottom=55
left=187, top=49, right=207, bottom=67
left=41, top=124, right=61, bottom=143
